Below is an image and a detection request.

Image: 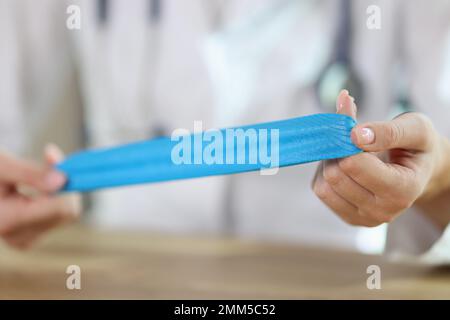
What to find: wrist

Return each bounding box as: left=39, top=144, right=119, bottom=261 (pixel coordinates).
left=422, top=135, right=450, bottom=201
left=435, top=136, right=450, bottom=191
left=414, top=135, right=450, bottom=230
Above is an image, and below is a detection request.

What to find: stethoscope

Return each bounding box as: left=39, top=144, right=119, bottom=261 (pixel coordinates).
left=94, top=0, right=228, bottom=138
left=315, top=0, right=364, bottom=112
left=97, top=0, right=364, bottom=114
left=96, top=0, right=225, bottom=27
left=96, top=0, right=166, bottom=137
left=97, top=0, right=162, bottom=25
left=95, top=0, right=413, bottom=115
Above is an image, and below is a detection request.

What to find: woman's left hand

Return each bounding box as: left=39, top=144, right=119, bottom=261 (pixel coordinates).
left=312, top=90, right=450, bottom=227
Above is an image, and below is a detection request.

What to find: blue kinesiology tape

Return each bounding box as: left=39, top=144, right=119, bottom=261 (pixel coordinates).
left=57, top=113, right=362, bottom=192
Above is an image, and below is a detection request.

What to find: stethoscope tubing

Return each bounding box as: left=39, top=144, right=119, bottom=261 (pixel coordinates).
left=97, top=0, right=161, bottom=25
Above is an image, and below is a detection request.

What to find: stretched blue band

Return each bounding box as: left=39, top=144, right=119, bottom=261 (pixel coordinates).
left=57, top=113, right=361, bottom=192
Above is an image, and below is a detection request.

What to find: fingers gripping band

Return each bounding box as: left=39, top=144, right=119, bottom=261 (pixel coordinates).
left=57, top=114, right=361, bottom=192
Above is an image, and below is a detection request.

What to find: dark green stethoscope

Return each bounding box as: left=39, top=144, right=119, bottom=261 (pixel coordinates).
left=315, top=0, right=364, bottom=112
left=97, top=0, right=161, bottom=25
left=96, top=0, right=366, bottom=113
left=97, top=0, right=364, bottom=112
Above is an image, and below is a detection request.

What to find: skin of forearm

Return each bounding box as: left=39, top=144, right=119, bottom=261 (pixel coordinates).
left=415, top=135, right=450, bottom=230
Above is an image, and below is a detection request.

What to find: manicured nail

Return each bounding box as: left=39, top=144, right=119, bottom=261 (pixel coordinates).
left=44, top=171, right=66, bottom=190
left=45, top=143, right=64, bottom=163
left=336, top=90, right=349, bottom=111
left=358, top=127, right=375, bottom=145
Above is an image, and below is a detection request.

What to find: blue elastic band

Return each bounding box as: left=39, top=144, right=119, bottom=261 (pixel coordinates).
left=57, top=113, right=361, bottom=192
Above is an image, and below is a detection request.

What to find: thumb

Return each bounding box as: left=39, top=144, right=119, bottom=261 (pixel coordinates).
left=42, top=143, right=67, bottom=192
left=44, top=143, right=65, bottom=166
left=0, top=152, right=66, bottom=193
left=351, top=112, right=433, bottom=152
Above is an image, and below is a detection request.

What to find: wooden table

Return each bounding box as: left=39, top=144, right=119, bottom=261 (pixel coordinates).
left=0, top=224, right=449, bottom=299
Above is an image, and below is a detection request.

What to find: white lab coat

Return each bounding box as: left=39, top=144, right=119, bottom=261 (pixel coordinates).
left=1, top=0, right=449, bottom=263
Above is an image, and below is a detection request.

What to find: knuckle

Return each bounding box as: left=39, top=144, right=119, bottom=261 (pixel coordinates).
left=413, top=112, right=433, bottom=129
left=385, top=123, right=403, bottom=147
left=338, top=157, right=357, bottom=175
left=414, top=113, right=435, bottom=147
left=313, top=182, right=329, bottom=201
left=323, top=165, right=341, bottom=186
left=395, top=112, right=435, bottom=150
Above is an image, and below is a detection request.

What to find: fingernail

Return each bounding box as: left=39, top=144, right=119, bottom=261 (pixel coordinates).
left=45, top=143, right=64, bottom=163
left=44, top=171, right=66, bottom=190
left=336, top=90, right=349, bottom=111
left=358, top=127, right=375, bottom=145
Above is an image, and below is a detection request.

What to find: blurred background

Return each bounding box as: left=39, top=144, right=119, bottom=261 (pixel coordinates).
left=1, top=0, right=450, bottom=256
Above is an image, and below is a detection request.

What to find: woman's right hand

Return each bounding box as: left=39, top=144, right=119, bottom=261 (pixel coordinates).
left=0, top=145, right=81, bottom=249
